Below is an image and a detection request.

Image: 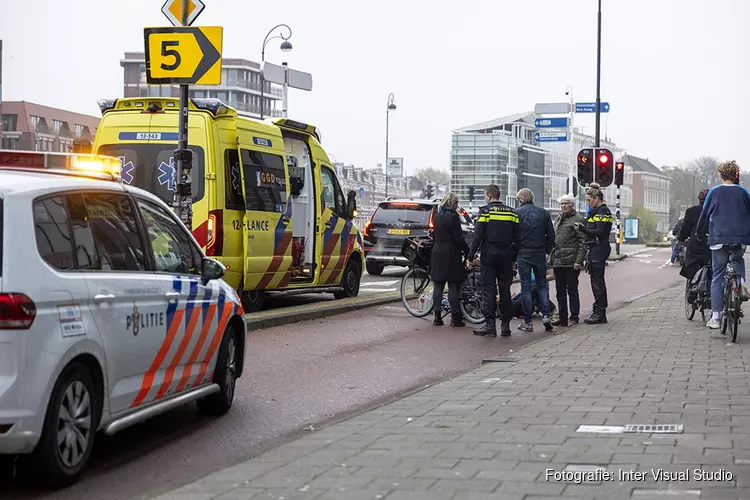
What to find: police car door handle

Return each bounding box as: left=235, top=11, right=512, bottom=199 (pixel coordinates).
left=164, top=291, right=180, bottom=303
left=94, top=293, right=116, bottom=303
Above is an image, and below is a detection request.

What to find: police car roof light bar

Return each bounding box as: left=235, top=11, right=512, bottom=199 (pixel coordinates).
left=0, top=150, right=122, bottom=182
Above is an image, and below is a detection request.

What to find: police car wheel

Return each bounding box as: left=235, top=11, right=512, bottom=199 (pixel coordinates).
left=197, top=326, right=238, bottom=416
left=33, top=362, right=99, bottom=487
left=334, top=260, right=361, bottom=299
left=366, top=261, right=384, bottom=276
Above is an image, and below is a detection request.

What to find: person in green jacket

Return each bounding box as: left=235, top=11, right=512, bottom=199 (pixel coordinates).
left=549, top=194, right=586, bottom=326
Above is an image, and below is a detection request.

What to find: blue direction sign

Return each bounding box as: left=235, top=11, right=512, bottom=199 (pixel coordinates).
left=534, top=117, right=569, bottom=128
left=359, top=187, right=365, bottom=197
left=575, top=102, right=610, bottom=113
left=535, top=131, right=568, bottom=142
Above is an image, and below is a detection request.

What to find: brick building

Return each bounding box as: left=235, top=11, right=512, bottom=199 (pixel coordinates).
left=0, top=101, right=99, bottom=152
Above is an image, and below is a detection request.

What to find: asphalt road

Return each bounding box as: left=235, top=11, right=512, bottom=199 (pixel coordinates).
left=5, top=247, right=681, bottom=500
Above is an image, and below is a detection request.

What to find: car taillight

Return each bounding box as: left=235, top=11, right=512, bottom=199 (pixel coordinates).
left=206, top=210, right=224, bottom=256
left=428, top=210, right=435, bottom=229
left=363, top=210, right=376, bottom=237
left=0, top=293, right=36, bottom=330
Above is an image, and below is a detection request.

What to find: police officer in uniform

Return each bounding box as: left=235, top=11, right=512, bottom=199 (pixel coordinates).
left=468, top=184, right=520, bottom=337
left=574, top=183, right=613, bottom=324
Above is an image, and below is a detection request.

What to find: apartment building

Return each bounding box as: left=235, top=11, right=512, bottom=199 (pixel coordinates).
left=0, top=101, right=98, bottom=152
left=120, top=52, right=284, bottom=118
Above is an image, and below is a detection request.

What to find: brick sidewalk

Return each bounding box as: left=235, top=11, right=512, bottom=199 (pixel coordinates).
left=145, top=284, right=750, bottom=500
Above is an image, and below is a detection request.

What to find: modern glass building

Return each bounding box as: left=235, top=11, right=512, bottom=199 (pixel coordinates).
left=451, top=112, right=629, bottom=216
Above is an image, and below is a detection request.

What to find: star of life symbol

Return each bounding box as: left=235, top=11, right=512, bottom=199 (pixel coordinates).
left=119, top=156, right=135, bottom=185
left=231, top=165, right=241, bottom=193
left=158, top=157, right=176, bottom=191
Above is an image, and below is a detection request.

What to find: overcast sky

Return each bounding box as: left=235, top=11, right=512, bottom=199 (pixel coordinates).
left=1, top=0, right=747, bottom=175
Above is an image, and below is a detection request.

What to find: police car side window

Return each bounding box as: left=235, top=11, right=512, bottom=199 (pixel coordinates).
left=66, top=194, right=101, bottom=270
left=33, top=196, right=75, bottom=270
left=136, top=199, right=201, bottom=275
left=83, top=193, right=146, bottom=272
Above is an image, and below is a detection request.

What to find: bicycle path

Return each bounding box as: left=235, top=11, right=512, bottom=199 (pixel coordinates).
left=143, top=283, right=750, bottom=500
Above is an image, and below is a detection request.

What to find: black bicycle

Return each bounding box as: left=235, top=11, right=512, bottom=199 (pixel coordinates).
left=685, top=265, right=711, bottom=323
left=721, top=254, right=743, bottom=343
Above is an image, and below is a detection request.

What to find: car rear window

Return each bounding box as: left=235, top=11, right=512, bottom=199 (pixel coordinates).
left=372, top=203, right=433, bottom=226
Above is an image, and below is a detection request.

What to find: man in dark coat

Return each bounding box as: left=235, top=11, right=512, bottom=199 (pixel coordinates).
left=430, top=192, right=470, bottom=327
left=679, top=188, right=711, bottom=280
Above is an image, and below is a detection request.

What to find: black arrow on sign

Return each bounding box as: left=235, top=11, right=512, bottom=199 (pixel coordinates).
left=144, top=27, right=221, bottom=85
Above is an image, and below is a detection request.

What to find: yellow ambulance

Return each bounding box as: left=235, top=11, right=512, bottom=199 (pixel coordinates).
left=88, top=97, right=363, bottom=311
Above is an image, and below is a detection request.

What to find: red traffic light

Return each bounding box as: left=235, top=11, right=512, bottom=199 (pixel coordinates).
left=616, top=161, right=624, bottom=170
left=598, top=153, right=610, bottom=164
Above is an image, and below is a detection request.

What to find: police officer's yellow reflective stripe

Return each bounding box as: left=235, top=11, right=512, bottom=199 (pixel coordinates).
left=587, top=215, right=613, bottom=223
left=478, top=213, right=519, bottom=223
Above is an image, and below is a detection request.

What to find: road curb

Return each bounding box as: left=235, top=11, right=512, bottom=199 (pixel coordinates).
left=244, top=291, right=401, bottom=331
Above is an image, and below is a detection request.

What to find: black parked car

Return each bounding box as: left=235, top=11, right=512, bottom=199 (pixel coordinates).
left=362, top=198, right=474, bottom=275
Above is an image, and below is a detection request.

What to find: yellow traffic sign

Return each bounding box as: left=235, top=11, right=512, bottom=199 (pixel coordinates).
left=144, top=26, right=222, bottom=85
left=161, top=0, right=205, bottom=27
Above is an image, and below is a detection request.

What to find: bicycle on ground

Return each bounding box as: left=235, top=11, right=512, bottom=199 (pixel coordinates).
left=720, top=245, right=744, bottom=343
left=685, top=264, right=711, bottom=323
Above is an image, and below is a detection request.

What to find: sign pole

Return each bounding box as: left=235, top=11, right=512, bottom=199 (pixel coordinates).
left=594, top=0, right=602, bottom=148
left=175, top=0, right=193, bottom=228
left=615, top=186, right=621, bottom=256
left=281, top=62, right=288, bottom=118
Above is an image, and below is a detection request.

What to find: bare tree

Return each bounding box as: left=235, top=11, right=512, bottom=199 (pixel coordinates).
left=415, top=167, right=450, bottom=185
left=685, top=156, right=721, bottom=189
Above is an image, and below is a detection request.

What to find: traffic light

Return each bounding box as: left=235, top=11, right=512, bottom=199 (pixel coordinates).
left=615, top=161, right=625, bottom=187
left=425, top=183, right=434, bottom=199
left=594, top=148, right=614, bottom=187
left=468, top=185, right=475, bottom=202
left=577, top=149, right=593, bottom=186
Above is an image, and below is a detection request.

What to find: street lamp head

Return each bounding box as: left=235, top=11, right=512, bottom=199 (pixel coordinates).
left=387, top=93, right=396, bottom=111
left=280, top=40, right=293, bottom=52
left=388, top=103, right=397, bottom=111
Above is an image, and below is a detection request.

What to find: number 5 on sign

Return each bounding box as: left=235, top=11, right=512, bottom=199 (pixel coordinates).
left=144, top=26, right=223, bottom=85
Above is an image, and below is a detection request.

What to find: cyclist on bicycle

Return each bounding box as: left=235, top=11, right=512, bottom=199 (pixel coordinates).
left=678, top=188, right=710, bottom=281
left=696, top=160, right=750, bottom=329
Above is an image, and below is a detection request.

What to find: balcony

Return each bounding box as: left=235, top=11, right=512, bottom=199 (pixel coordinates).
left=229, top=101, right=282, bottom=118
left=223, top=78, right=283, bottom=97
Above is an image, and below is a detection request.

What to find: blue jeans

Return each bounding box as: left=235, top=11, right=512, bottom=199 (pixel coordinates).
left=517, top=253, right=550, bottom=323
left=711, top=245, right=746, bottom=313
left=670, top=241, right=680, bottom=263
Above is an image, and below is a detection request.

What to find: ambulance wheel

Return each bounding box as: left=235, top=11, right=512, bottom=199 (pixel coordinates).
left=366, top=261, right=384, bottom=276
left=334, top=259, right=361, bottom=299
left=241, top=289, right=265, bottom=313
left=33, top=362, right=100, bottom=487
left=197, top=325, right=238, bottom=416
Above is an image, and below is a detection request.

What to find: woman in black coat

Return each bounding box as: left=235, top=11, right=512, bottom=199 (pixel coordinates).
left=430, top=192, right=470, bottom=327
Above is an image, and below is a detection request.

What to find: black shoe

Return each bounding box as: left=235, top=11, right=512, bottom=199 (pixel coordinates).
left=450, top=313, right=465, bottom=327
left=473, top=323, right=497, bottom=337
left=500, top=322, right=511, bottom=337
left=552, top=319, right=569, bottom=327
left=433, top=312, right=444, bottom=326
left=584, top=315, right=607, bottom=325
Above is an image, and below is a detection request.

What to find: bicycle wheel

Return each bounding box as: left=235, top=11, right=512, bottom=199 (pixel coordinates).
left=721, top=279, right=732, bottom=336
left=700, top=296, right=708, bottom=323
left=458, top=279, right=485, bottom=324
left=684, top=279, right=696, bottom=320
left=400, top=266, right=434, bottom=318
left=731, top=277, right=741, bottom=343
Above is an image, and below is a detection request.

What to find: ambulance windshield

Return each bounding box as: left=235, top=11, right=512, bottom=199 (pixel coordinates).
left=97, top=144, right=205, bottom=205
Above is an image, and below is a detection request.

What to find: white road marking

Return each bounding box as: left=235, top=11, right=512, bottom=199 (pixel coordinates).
left=361, top=279, right=400, bottom=287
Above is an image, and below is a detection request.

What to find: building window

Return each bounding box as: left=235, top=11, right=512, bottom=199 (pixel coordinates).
left=2, top=137, right=19, bottom=150
left=1, top=114, right=17, bottom=132
left=30, top=115, right=41, bottom=132
left=53, top=120, right=64, bottom=136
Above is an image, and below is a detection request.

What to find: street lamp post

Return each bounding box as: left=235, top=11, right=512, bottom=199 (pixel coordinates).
left=385, top=93, right=396, bottom=199
left=260, top=24, right=293, bottom=119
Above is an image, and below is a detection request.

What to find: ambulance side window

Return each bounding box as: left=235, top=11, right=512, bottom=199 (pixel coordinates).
left=321, top=166, right=346, bottom=217
left=240, top=148, right=287, bottom=213
left=224, top=148, right=244, bottom=210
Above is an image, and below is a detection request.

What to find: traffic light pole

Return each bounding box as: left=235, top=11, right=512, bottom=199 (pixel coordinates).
left=174, top=2, right=193, bottom=228
left=594, top=0, right=602, bottom=149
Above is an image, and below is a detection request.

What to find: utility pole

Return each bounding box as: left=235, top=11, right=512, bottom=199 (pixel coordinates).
left=594, top=0, right=602, bottom=148
left=174, top=1, right=193, bottom=228
left=281, top=62, right=288, bottom=118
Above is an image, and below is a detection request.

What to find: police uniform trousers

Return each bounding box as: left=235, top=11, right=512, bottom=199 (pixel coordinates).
left=480, top=244, right=514, bottom=323
left=588, top=243, right=611, bottom=315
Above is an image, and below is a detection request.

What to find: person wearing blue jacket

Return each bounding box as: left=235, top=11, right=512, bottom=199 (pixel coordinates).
left=696, top=160, right=750, bottom=329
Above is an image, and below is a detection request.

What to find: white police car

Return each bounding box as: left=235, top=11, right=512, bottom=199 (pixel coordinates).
left=0, top=150, right=246, bottom=486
